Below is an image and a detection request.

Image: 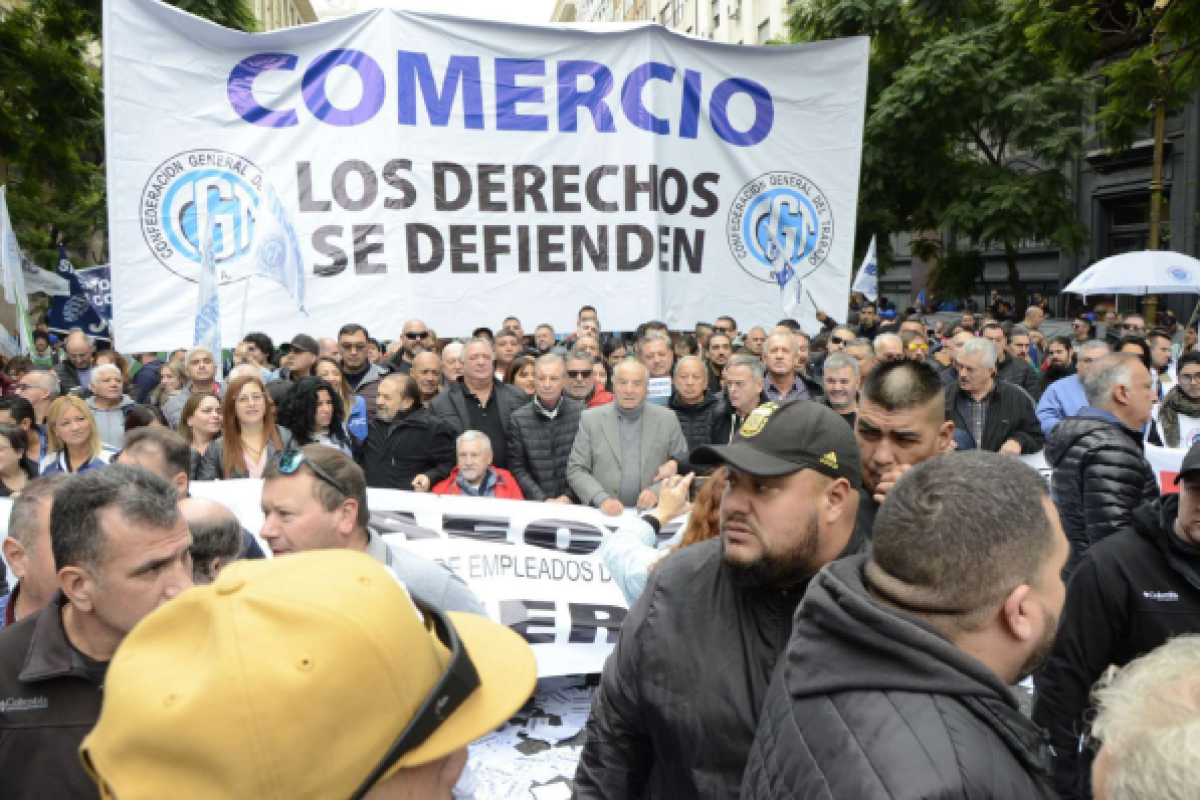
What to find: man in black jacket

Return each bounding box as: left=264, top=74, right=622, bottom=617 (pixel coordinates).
left=574, top=401, right=867, bottom=800
left=1033, top=443, right=1200, bottom=800
left=982, top=322, right=1041, bottom=400
left=1046, top=353, right=1160, bottom=578
left=429, top=338, right=529, bottom=470
left=53, top=331, right=94, bottom=395
left=742, top=451, right=1068, bottom=799
left=947, top=337, right=1044, bottom=454
left=668, top=355, right=723, bottom=451
left=363, top=374, right=456, bottom=492
left=0, top=466, right=193, bottom=800
left=507, top=354, right=583, bottom=503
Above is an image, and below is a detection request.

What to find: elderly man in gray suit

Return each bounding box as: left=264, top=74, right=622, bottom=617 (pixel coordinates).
left=568, top=359, right=690, bottom=516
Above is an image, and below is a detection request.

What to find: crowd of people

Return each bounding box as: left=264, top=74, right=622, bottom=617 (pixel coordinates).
left=0, top=297, right=1196, bottom=799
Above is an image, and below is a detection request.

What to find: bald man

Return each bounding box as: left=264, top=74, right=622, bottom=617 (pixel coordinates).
left=54, top=331, right=95, bottom=394
left=179, top=496, right=244, bottom=584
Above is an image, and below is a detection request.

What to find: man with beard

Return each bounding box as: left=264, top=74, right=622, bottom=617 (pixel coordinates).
left=1033, top=440, right=1200, bottom=800
left=1037, top=339, right=1109, bottom=436
left=574, top=401, right=866, bottom=799
left=742, top=452, right=1068, bottom=799
left=386, top=318, right=432, bottom=374
left=1037, top=335, right=1075, bottom=395
left=705, top=332, right=733, bottom=393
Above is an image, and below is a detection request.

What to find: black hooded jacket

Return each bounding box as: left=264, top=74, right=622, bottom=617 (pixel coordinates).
left=1045, top=408, right=1159, bottom=578
left=667, top=391, right=724, bottom=452
left=1032, top=494, right=1200, bottom=799
left=574, top=531, right=868, bottom=800
left=741, top=557, right=1058, bottom=800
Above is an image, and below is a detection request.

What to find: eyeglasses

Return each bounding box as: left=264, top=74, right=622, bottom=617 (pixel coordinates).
left=830, top=336, right=849, bottom=346
left=1121, top=323, right=1145, bottom=332
left=276, top=449, right=350, bottom=497
left=1180, top=374, right=1200, bottom=385
left=405, top=332, right=430, bottom=340
left=235, top=393, right=266, bottom=405
left=567, top=370, right=591, bottom=378
left=907, top=344, right=929, bottom=352
left=349, top=602, right=480, bottom=800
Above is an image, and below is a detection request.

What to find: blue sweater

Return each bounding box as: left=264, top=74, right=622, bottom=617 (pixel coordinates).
left=1037, top=375, right=1087, bottom=437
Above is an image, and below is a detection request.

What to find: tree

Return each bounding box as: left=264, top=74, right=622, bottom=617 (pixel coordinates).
left=0, top=0, right=256, bottom=269
left=788, top=0, right=1090, bottom=313
left=1020, top=0, right=1199, bottom=264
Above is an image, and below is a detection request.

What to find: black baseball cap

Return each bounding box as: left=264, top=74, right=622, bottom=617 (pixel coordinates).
left=1175, top=439, right=1200, bottom=484
left=281, top=334, right=319, bottom=355
left=691, top=400, right=862, bottom=489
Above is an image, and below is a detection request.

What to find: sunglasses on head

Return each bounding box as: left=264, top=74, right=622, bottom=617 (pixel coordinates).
left=276, top=450, right=349, bottom=497
left=349, top=602, right=480, bottom=800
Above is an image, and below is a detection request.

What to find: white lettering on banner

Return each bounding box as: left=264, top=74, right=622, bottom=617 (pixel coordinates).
left=185, top=481, right=681, bottom=677
left=104, top=0, right=869, bottom=349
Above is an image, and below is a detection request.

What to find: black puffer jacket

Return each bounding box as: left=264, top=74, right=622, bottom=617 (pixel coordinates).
left=1033, top=494, right=1200, bottom=799
left=574, top=531, right=868, bottom=800
left=668, top=391, right=723, bottom=451
left=1046, top=407, right=1159, bottom=578
left=741, top=557, right=1058, bottom=800
left=506, top=395, right=583, bottom=502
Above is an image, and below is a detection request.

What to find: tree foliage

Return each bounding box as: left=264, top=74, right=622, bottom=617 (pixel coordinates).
left=1018, top=0, right=1200, bottom=152
left=0, top=0, right=256, bottom=268
left=788, top=0, right=1090, bottom=311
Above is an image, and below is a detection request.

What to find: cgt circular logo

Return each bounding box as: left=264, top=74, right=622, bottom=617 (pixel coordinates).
left=140, top=149, right=264, bottom=283
left=726, top=172, right=834, bottom=284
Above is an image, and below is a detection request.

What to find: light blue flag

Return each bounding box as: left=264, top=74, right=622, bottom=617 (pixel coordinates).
left=852, top=236, right=878, bottom=301
left=194, top=216, right=224, bottom=381
left=249, top=178, right=306, bottom=315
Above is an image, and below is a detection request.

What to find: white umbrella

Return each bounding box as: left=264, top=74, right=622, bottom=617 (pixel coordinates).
left=1064, top=250, right=1200, bottom=296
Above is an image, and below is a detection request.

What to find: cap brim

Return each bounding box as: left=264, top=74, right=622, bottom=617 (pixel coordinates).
left=690, top=441, right=802, bottom=478
left=392, top=612, right=538, bottom=772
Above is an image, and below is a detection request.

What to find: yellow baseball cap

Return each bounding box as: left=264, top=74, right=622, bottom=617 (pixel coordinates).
left=80, top=550, right=536, bottom=800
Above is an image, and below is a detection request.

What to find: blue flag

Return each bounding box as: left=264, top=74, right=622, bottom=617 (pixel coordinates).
left=46, top=245, right=110, bottom=340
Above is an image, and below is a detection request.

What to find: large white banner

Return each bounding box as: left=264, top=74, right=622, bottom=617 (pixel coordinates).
left=184, top=480, right=683, bottom=676
left=104, top=0, right=869, bottom=349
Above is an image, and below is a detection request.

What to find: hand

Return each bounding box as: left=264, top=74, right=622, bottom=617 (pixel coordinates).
left=636, top=489, right=659, bottom=510
left=547, top=496, right=572, bottom=505
left=1000, top=439, right=1022, bottom=456
left=653, top=474, right=693, bottom=522
left=412, top=474, right=431, bottom=492
left=653, top=460, right=679, bottom=484
left=600, top=498, right=625, bottom=516
left=873, top=464, right=913, bottom=504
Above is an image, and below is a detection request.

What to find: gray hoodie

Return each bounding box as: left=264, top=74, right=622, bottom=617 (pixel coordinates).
left=86, top=394, right=136, bottom=449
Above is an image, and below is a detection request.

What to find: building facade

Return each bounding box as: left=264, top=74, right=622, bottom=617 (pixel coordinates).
left=883, top=94, right=1200, bottom=319
left=255, top=0, right=317, bottom=29
left=554, top=0, right=794, bottom=43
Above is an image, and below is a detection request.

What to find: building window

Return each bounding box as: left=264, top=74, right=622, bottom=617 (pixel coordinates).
left=757, top=18, right=770, bottom=43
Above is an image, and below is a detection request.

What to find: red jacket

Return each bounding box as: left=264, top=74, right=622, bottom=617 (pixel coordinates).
left=589, top=386, right=614, bottom=408
left=433, top=467, right=525, bottom=500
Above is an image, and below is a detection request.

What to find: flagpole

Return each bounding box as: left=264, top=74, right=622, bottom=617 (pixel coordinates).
left=239, top=275, right=252, bottom=340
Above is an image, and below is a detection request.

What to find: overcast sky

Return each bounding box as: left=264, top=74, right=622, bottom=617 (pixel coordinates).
left=361, top=0, right=559, bottom=24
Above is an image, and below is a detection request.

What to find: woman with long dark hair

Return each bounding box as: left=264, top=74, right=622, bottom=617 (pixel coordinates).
left=278, top=376, right=355, bottom=458
left=198, top=375, right=293, bottom=480
left=0, top=422, right=38, bottom=496
left=315, top=357, right=367, bottom=442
